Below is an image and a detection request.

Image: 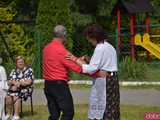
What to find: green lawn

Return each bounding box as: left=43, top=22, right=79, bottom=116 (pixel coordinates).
left=21, top=105, right=160, bottom=120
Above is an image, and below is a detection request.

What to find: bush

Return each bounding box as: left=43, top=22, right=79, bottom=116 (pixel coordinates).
left=36, top=0, right=73, bottom=49
left=0, top=6, right=35, bottom=68
left=3, top=62, right=15, bottom=76
left=118, top=57, right=149, bottom=81
left=35, top=0, right=73, bottom=78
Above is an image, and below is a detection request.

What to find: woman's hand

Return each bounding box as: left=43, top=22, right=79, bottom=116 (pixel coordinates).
left=8, top=80, right=17, bottom=86
left=76, top=58, right=86, bottom=66
left=10, top=86, right=18, bottom=91
left=79, top=55, right=90, bottom=63
left=19, top=79, right=32, bottom=86
left=14, top=81, right=21, bottom=87
left=9, top=81, right=20, bottom=91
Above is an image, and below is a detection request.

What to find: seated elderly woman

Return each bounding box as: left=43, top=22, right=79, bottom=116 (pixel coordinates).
left=5, top=56, right=34, bottom=120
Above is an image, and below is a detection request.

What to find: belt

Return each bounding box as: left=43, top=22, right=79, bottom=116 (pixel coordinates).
left=98, top=71, right=117, bottom=78
left=45, top=80, right=67, bottom=84
left=107, top=71, right=117, bottom=76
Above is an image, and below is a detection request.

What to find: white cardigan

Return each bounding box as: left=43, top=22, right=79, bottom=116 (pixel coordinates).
left=82, top=42, right=118, bottom=74
left=0, top=66, right=8, bottom=90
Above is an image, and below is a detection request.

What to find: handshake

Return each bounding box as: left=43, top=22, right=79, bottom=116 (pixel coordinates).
left=66, top=52, right=108, bottom=78
left=66, top=52, right=91, bottom=66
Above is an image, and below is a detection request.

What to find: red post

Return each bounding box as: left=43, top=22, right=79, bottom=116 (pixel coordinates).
left=146, top=13, right=151, bottom=61
left=130, top=15, right=136, bottom=60
left=117, top=9, right=121, bottom=50
left=146, top=13, right=150, bottom=33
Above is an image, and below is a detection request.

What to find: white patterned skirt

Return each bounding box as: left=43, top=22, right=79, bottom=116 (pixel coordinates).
left=88, top=77, right=106, bottom=119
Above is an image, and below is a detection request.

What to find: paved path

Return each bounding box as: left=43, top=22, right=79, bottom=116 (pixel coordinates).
left=24, top=89, right=160, bottom=107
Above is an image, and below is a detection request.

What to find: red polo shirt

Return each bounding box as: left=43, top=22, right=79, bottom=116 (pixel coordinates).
left=42, top=39, right=82, bottom=81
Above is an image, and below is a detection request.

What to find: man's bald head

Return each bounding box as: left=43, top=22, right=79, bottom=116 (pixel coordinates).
left=54, top=25, right=67, bottom=38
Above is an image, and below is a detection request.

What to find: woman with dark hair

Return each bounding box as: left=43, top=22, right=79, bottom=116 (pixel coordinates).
left=67, top=24, right=120, bottom=120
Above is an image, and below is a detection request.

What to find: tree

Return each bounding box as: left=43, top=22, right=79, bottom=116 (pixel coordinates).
left=36, top=0, right=73, bottom=49
left=35, top=0, right=73, bottom=78
left=0, top=6, right=35, bottom=66
left=150, top=0, right=160, bottom=18
left=70, top=0, right=118, bottom=57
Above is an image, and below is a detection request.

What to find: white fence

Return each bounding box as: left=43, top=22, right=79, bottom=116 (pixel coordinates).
left=35, top=79, right=160, bottom=86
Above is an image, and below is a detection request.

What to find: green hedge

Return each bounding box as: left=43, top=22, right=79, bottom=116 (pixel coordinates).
left=36, top=0, right=73, bottom=49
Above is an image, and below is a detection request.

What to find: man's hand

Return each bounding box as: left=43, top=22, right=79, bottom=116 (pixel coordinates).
left=66, top=52, right=78, bottom=62
left=66, top=52, right=87, bottom=66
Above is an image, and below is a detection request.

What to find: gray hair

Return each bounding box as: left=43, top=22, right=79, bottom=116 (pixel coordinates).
left=0, top=57, right=2, bottom=64
left=54, top=25, right=67, bottom=37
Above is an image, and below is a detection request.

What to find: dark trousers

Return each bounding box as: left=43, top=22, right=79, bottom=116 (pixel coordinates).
left=44, top=80, right=74, bottom=120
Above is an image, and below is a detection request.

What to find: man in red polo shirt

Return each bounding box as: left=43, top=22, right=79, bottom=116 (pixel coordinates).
left=43, top=25, right=83, bottom=120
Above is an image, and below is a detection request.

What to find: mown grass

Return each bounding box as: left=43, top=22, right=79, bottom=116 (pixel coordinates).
left=21, top=104, right=160, bottom=120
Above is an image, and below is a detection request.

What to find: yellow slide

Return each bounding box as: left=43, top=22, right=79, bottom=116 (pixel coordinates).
left=134, top=33, right=160, bottom=59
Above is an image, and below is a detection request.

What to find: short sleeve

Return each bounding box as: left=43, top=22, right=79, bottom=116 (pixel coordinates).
left=8, top=69, right=16, bottom=81
left=25, top=67, right=34, bottom=81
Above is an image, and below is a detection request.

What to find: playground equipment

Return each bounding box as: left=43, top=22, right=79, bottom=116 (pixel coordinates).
left=135, top=33, right=160, bottom=59
left=112, top=0, right=157, bottom=60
